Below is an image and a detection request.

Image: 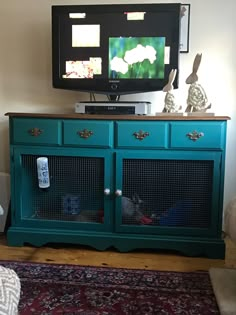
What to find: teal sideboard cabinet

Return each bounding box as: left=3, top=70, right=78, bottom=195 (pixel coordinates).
left=5, top=112, right=230, bottom=258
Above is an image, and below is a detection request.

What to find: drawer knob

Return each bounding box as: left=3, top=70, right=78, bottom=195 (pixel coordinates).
left=28, top=128, right=43, bottom=137
left=78, top=129, right=93, bottom=139
left=133, top=130, right=149, bottom=141
left=186, top=130, right=204, bottom=141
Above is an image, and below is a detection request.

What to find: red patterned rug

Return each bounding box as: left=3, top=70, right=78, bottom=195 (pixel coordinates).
left=0, top=261, right=219, bottom=314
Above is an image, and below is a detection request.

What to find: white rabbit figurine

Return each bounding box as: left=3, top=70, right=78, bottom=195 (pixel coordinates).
left=185, top=53, right=211, bottom=113
left=162, top=69, right=182, bottom=113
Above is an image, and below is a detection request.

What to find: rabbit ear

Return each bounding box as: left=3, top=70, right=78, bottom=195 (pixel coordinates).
left=169, top=69, right=177, bottom=83
left=186, top=54, right=202, bottom=84
left=132, top=193, right=138, bottom=203
left=132, top=193, right=143, bottom=204
left=192, top=53, right=202, bottom=74
left=186, top=73, right=198, bottom=84
left=163, top=69, right=177, bottom=92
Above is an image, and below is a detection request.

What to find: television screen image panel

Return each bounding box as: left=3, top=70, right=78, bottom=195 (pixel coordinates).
left=72, top=24, right=100, bottom=47
left=52, top=3, right=181, bottom=95
left=109, top=37, right=165, bottom=79
left=63, top=58, right=102, bottom=79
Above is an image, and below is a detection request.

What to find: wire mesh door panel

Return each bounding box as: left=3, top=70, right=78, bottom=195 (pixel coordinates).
left=20, top=154, right=105, bottom=226
left=119, top=157, right=216, bottom=232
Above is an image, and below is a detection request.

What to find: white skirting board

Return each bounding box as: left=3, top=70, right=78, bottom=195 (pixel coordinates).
left=0, top=172, right=10, bottom=232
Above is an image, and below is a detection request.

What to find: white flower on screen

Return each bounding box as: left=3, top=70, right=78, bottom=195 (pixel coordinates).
left=124, top=44, right=157, bottom=65
left=110, top=56, right=129, bottom=74
left=145, top=45, right=157, bottom=64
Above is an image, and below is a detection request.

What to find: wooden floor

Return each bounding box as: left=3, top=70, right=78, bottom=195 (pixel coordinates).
left=0, top=234, right=236, bottom=272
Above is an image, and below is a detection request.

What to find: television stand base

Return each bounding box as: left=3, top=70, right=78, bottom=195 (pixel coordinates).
left=75, top=101, right=152, bottom=115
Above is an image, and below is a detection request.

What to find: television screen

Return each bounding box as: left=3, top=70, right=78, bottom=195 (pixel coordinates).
left=52, top=3, right=181, bottom=99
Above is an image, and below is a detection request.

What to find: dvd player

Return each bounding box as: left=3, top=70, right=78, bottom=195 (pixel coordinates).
left=75, top=101, right=151, bottom=115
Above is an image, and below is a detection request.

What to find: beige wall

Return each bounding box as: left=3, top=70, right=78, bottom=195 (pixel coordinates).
left=1, top=0, right=236, bottom=208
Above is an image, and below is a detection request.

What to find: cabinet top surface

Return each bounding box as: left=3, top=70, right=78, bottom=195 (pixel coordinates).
left=5, top=112, right=230, bottom=121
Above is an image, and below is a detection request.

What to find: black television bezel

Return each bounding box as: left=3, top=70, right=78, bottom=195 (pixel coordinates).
left=52, top=3, right=181, bottom=96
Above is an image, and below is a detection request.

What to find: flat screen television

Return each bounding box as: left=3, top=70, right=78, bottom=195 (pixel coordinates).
left=52, top=3, right=181, bottom=100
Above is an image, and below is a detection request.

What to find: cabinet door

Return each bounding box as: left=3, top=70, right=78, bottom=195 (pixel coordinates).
left=115, top=150, right=222, bottom=237
left=12, top=147, right=112, bottom=232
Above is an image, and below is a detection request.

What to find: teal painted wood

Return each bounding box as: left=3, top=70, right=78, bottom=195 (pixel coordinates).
left=12, top=146, right=113, bottom=232
left=12, top=118, right=62, bottom=145
left=170, top=121, right=226, bottom=149
left=115, top=121, right=168, bottom=148
left=7, top=116, right=228, bottom=259
left=6, top=227, right=225, bottom=259
left=115, top=150, right=222, bottom=237
left=10, top=146, right=17, bottom=227
left=63, top=120, right=114, bottom=148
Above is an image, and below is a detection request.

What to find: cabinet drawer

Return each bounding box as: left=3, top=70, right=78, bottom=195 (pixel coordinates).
left=170, top=122, right=225, bottom=149
left=116, top=121, right=168, bottom=148
left=63, top=120, right=113, bottom=148
left=12, top=118, right=61, bottom=145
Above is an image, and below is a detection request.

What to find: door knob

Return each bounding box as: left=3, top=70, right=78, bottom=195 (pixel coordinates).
left=115, top=189, right=122, bottom=197
left=104, top=188, right=111, bottom=196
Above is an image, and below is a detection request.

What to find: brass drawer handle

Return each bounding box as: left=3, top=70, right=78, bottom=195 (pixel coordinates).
left=133, top=130, right=149, bottom=141
left=28, top=128, right=43, bottom=137
left=186, top=130, right=204, bottom=141
left=77, top=129, right=93, bottom=139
